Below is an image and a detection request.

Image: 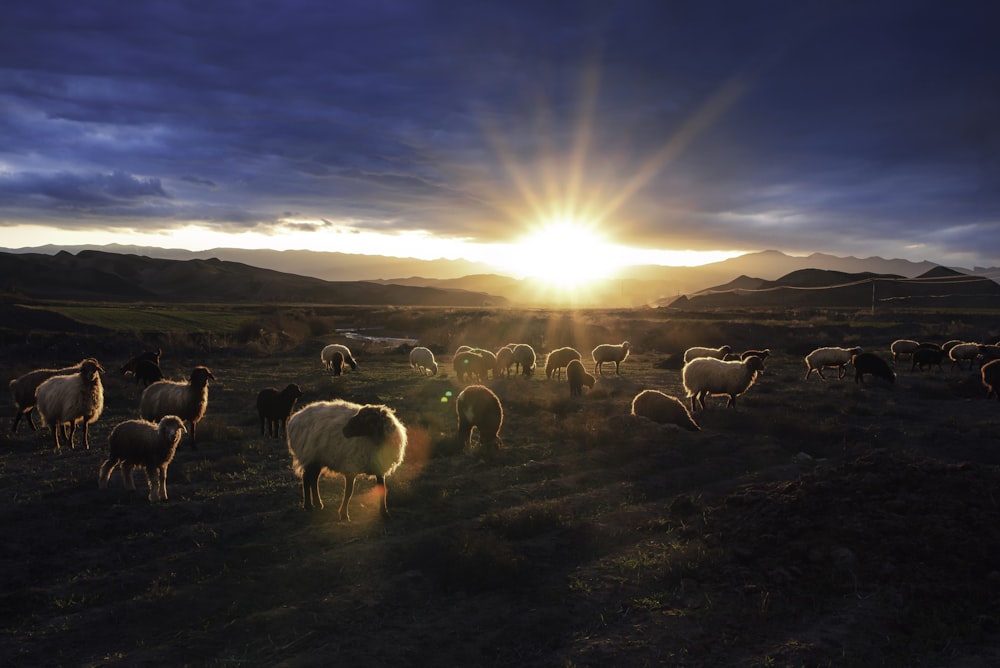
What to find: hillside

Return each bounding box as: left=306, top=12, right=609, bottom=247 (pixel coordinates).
left=666, top=266, right=1000, bottom=310
left=0, top=250, right=506, bottom=307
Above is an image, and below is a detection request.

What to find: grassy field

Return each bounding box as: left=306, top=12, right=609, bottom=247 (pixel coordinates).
left=2, top=305, right=1000, bottom=666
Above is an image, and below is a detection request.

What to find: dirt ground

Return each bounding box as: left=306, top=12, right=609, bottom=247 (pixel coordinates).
left=3, top=311, right=1000, bottom=667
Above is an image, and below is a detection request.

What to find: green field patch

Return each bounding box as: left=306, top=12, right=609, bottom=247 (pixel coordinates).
left=25, top=303, right=252, bottom=333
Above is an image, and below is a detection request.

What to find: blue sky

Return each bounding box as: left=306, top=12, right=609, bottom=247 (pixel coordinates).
left=2, top=0, right=999, bottom=270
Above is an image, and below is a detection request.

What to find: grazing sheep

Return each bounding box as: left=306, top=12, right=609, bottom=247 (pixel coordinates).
left=683, top=345, right=732, bottom=364
left=409, top=346, right=438, bottom=376
left=592, top=341, right=630, bottom=375
left=120, top=348, right=162, bottom=375
left=456, top=384, right=503, bottom=451
left=36, top=358, right=105, bottom=450
left=852, top=352, right=896, bottom=385
left=453, top=351, right=489, bottom=383
left=125, top=359, right=164, bottom=390
left=982, top=359, right=1000, bottom=400
left=495, top=346, right=515, bottom=377
left=889, top=339, right=920, bottom=364
left=803, top=346, right=863, bottom=380
left=9, top=361, right=86, bottom=433
left=321, top=343, right=358, bottom=372
left=545, top=347, right=582, bottom=380
left=512, top=343, right=537, bottom=377
left=631, top=390, right=701, bottom=431
left=566, top=359, right=596, bottom=397
left=327, top=351, right=345, bottom=377
left=683, top=356, right=765, bottom=411
left=99, top=416, right=187, bottom=502
left=257, top=383, right=304, bottom=438
left=911, top=347, right=945, bottom=372
left=942, top=340, right=964, bottom=355
left=978, top=344, right=1000, bottom=365
left=949, top=342, right=981, bottom=371
left=286, top=399, right=407, bottom=519
left=140, top=366, right=215, bottom=449
left=740, top=349, right=770, bottom=363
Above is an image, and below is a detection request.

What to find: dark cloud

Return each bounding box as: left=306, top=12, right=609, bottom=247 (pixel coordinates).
left=0, top=0, right=998, bottom=265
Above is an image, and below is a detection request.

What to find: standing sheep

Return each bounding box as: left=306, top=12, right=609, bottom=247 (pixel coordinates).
left=36, top=358, right=106, bottom=450
left=889, top=339, right=920, bottom=364
left=286, top=399, right=407, bottom=519
left=683, top=345, right=732, bottom=364
left=631, top=390, right=701, bottom=431
left=9, top=361, right=86, bottom=433
left=949, top=342, right=981, bottom=370
left=257, top=383, right=304, bottom=437
left=456, top=385, right=503, bottom=451
left=683, top=356, right=765, bottom=411
left=453, top=351, right=488, bottom=383
left=321, top=344, right=358, bottom=372
left=804, top=346, right=863, bottom=380
left=495, top=346, right=515, bottom=377
left=409, top=346, right=439, bottom=376
left=545, top=347, right=582, bottom=380
left=982, top=359, right=1000, bottom=400
left=99, top=416, right=187, bottom=502
left=852, top=352, right=896, bottom=385
left=512, top=343, right=537, bottom=377
left=592, top=341, right=630, bottom=375
left=566, top=359, right=596, bottom=397
left=140, top=366, right=215, bottom=449
left=911, top=347, right=945, bottom=372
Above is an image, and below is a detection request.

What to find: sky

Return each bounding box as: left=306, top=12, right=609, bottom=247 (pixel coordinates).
left=2, top=0, right=1000, bottom=278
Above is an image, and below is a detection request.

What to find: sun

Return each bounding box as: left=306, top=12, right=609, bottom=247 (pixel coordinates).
left=499, top=218, right=621, bottom=288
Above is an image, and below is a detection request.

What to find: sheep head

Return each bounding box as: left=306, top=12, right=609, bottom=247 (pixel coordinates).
left=343, top=405, right=392, bottom=443
left=158, top=415, right=188, bottom=443
left=282, top=384, right=304, bottom=400
left=745, top=356, right=766, bottom=376
left=81, top=359, right=105, bottom=383
left=189, top=366, right=216, bottom=387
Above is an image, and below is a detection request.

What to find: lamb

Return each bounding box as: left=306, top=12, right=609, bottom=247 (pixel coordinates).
left=98, top=416, right=187, bottom=502
left=631, top=390, right=701, bottom=431
left=889, top=339, right=920, bottom=364
left=566, top=358, right=596, bottom=396
left=683, top=356, right=765, bottom=411
left=9, top=360, right=86, bottom=433
left=453, top=350, right=489, bottom=383
left=321, top=343, right=358, bottom=372
left=911, top=347, right=945, bottom=372
left=257, top=383, right=304, bottom=438
left=512, top=343, right=537, bottom=377
left=851, top=352, right=896, bottom=385
left=495, top=346, right=515, bottom=377
left=803, top=346, right=863, bottom=380
left=683, top=345, right=732, bottom=364
left=948, top=342, right=981, bottom=371
left=982, top=359, right=1000, bottom=400
left=545, top=347, right=582, bottom=380
left=592, top=341, right=630, bottom=375
left=286, top=399, right=407, bottom=519
left=140, top=366, right=215, bottom=449
left=36, top=358, right=105, bottom=450
left=456, top=384, right=503, bottom=451
left=409, top=346, right=438, bottom=376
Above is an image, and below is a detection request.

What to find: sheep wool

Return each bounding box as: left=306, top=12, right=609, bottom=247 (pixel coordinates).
left=287, top=399, right=407, bottom=520
left=982, top=359, right=1000, bottom=400
left=36, top=358, right=105, bottom=450
left=803, top=346, right=863, bottom=380
left=566, top=359, right=596, bottom=397
left=631, top=390, right=700, bottom=431
left=140, top=366, right=215, bottom=449
left=409, top=346, right=439, bottom=376
left=683, top=356, right=765, bottom=411
left=456, top=385, right=503, bottom=451
left=9, top=361, right=86, bottom=433
left=99, top=416, right=187, bottom=502
left=545, top=347, right=582, bottom=380
left=683, top=345, right=732, bottom=364
left=592, top=341, right=630, bottom=375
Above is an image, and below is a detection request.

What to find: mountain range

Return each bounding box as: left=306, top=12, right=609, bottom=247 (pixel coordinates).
left=1, top=245, right=998, bottom=308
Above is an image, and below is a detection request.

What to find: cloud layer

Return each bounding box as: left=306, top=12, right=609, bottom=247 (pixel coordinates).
left=2, top=0, right=999, bottom=267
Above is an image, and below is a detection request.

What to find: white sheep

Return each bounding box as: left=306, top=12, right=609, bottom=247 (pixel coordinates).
left=889, top=339, right=920, bottom=364
left=683, top=345, right=732, bottom=364
left=631, top=390, right=701, bottom=431
left=512, top=343, right=537, bottom=377
left=566, top=359, right=596, bottom=396
left=9, top=360, right=87, bottom=433
left=36, top=358, right=105, bottom=450
left=683, top=356, right=766, bottom=411
left=545, top=347, right=582, bottom=380
left=140, top=366, right=215, bottom=449
left=949, top=342, right=981, bottom=370
left=321, top=343, right=358, bottom=372
left=286, top=399, right=407, bottom=519
left=409, top=346, right=439, bottom=376
left=803, top=346, right=863, bottom=380
left=592, top=341, right=630, bottom=375
left=456, top=384, right=503, bottom=451
left=99, top=416, right=187, bottom=502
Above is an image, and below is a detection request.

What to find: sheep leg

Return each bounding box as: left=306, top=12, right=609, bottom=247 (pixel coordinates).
left=82, top=420, right=90, bottom=450
left=375, top=474, right=389, bottom=518
left=615, top=361, right=621, bottom=375
left=158, top=465, right=169, bottom=501
left=189, top=421, right=198, bottom=450
left=98, top=459, right=117, bottom=488
left=122, top=464, right=137, bottom=491
left=837, top=365, right=847, bottom=380
left=147, top=467, right=161, bottom=502
left=302, top=463, right=323, bottom=510
left=339, top=474, right=357, bottom=521
left=726, top=394, right=737, bottom=408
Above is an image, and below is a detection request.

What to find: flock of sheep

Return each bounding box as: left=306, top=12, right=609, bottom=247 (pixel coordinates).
left=8, top=331, right=1000, bottom=518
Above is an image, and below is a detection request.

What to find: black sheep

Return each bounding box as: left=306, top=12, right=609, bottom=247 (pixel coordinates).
left=852, top=353, right=895, bottom=385
left=257, top=383, right=304, bottom=437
